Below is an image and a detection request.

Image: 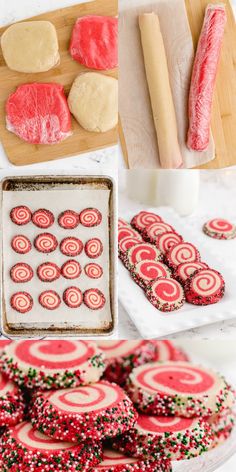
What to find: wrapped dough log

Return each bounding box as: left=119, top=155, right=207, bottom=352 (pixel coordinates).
left=139, top=13, right=183, bottom=169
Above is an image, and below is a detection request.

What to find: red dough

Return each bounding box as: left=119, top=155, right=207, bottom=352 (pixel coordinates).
left=70, top=15, right=118, bottom=70
left=10, top=206, right=31, bottom=225
left=11, top=235, right=32, bottom=254
left=10, top=292, right=33, bottom=313
left=80, top=208, right=102, bottom=227
left=0, top=371, right=25, bottom=427
left=84, top=288, right=106, bottom=310
left=37, top=262, right=61, bottom=282
left=184, top=268, right=225, bottom=305
left=118, top=226, right=141, bottom=242
left=63, top=287, right=83, bottom=308
left=155, top=232, right=183, bottom=254
left=84, top=263, right=103, bottom=279
left=143, top=222, right=175, bottom=244
left=85, top=238, right=103, bottom=258
left=131, top=260, right=172, bottom=289
left=131, top=211, right=163, bottom=233
left=61, top=260, right=81, bottom=279
left=145, top=277, right=185, bottom=312
left=10, top=263, right=33, bottom=283
left=34, top=233, right=58, bottom=253
left=6, top=83, right=72, bottom=145
left=166, top=242, right=200, bottom=269
left=30, top=381, right=138, bottom=443
left=94, top=449, right=171, bottom=472
left=60, top=237, right=83, bottom=257
left=58, top=210, right=80, bottom=229
left=124, top=243, right=162, bottom=270
left=32, top=209, right=54, bottom=228
left=203, top=218, right=236, bottom=240
left=153, top=340, right=189, bottom=362
left=174, top=262, right=209, bottom=284
left=0, top=421, right=102, bottom=471
left=39, top=290, right=61, bottom=310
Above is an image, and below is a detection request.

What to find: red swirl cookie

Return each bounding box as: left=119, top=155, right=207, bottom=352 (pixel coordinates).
left=34, top=233, right=58, bottom=253
left=10, top=291, right=33, bottom=313
left=126, top=361, right=234, bottom=417
left=37, top=263, right=61, bottom=282
left=84, top=288, right=106, bottom=310
left=153, top=340, right=189, bottom=362
left=118, top=238, right=141, bottom=261
left=208, top=409, right=236, bottom=446
left=93, top=449, right=171, bottom=472
left=85, top=238, right=103, bottom=258
left=10, top=263, right=33, bottom=283
left=0, top=421, right=102, bottom=471
left=10, top=206, right=31, bottom=225
left=80, top=208, right=102, bottom=227
left=30, top=380, right=138, bottom=443
left=61, top=260, right=81, bottom=279
left=118, top=226, right=141, bottom=242
left=84, top=263, right=103, bottom=279
left=118, top=218, right=130, bottom=229
left=131, top=260, right=172, bottom=289
left=124, top=243, right=163, bottom=270
left=32, top=209, right=54, bottom=229
left=0, top=371, right=25, bottom=427
left=11, top=235, right=32, bottom=254
left=0, top=340, right=105, bottom=389
left=63, top=287, right=83, bottom=308
left=58, top=210, right=80, bottom=229
left=166, top=242, right=201, bottom=269
left=155, top=232, right=183, bottom=254
left=60, top=237, right=83, bottom=257
left=131, top=211, right=163, bottom=233
left=39, top=290, right=61, bottom=310
left=203, top=218, right=236, bottom=240
left=145, top=277, right=185, bottom=312
left=174, top=262, right=209, bottom=284
left=184, top=268, right=225, bottom=305
left=112, top=415, right=213, bottom=461
left=143, top=223, right=175, bottom=244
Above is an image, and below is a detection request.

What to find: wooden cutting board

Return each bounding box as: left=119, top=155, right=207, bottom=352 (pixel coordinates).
left=120, top=0, right=236, bottom=170
left=0, top=0, right=118, bottom=166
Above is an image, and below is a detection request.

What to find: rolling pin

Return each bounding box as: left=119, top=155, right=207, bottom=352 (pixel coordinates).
left=139, top=13, right=183, bottom=169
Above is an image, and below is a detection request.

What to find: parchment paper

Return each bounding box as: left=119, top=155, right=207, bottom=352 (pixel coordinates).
left=2, top=189, right=112, bottom=330
left=119, top=0, right=215, bottom=169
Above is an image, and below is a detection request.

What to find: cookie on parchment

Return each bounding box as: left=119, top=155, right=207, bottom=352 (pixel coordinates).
left=10, top=206, right=31, bottom=225
left=32, top=209, right=54, bottom=229
left=58, top=210, right=80, bottom=229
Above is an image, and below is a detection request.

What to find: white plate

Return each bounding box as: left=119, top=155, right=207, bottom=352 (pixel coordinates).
left=119, top=207, right=236, bottom=338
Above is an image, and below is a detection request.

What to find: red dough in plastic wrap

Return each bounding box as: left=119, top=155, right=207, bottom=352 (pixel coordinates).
left=70, top=15, right=118, bottom=70
left=6, top=83, right=72, bottom=145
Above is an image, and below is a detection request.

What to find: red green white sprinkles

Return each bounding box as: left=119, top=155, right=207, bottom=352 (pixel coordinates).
left=93, top=448, right=171, bottom=471
left=0, top=371, right=25, bottom=427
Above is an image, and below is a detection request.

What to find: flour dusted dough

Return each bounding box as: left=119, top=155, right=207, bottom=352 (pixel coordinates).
left=1, top=21, right=60, bottom=73
left=68, top=72, right=118, bottom=133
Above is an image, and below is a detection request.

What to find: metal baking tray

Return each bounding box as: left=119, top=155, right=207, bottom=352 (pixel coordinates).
left=0, top=175, right=117, bottom=338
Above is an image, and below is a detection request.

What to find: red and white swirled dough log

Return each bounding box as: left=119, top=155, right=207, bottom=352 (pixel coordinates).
left=207, top=408, right=236, bottom=446
left=0, top=340, right=105, bottom=390
left=153, top=340, right=189, bottom=362
left=93, top=449, right=171, bottom=472
left=112, top=414, right=213, bottom=461
left=126, top=361, right=234, bottom=417
left=0, top=371, right=25, bottom=426
left=97, top=341, right=157, bottom=386
left=124, top=243, right=163, bottom=270
left=139, top=13, right=183, bottom=169
left=0, top=421, right=102, bottom=471
left=30, top=381, right=138, bottom=443
left=131, top=260, right=172, bottom=289
left=131, top=211, right=163, bottom=234
left=184, top=268, right=225, bottom=305
left=187, top=5, right=227, bottom=151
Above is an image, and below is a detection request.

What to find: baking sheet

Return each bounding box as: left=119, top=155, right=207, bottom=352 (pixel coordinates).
left=2, top=188, right=112, bottom=330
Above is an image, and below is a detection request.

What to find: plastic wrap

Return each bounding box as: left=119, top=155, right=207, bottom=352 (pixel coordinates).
left=6, top=83, right=72, bottom=145
left=70, top=15, right=118, bottom=70
left=187, top=4, right=227, bottom=151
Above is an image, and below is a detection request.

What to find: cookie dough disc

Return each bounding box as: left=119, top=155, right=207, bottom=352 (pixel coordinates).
left=60, top=237, right=83, bottom=257
left=1, top=21, right=60, bottom=73
left=153, top=340, right=189, bottom=362
left=61, top=260, right=81, bottom=279
left=10, top=291, right=33, bottom=313
left=10, top=206, right=31, bottom=225
left=97, top=340, right=157, bottom=386
left=85, top=238, right=103, bottom=258
left=58, top=210, right=80, bottom=229
left=68, top=72, right=118, bottom=132
left=126, top=361, right=234, bottom=417
left=145, top=277, right=185, bottom=312
left=93, top=449, right=171, bottom=472
left=80, top=208, right=102, bottom=227
left=174, top=262, right=209, bottom=284
left=131, top=260, right=172, bottom=289
left=63, top=286, right=83, bottom=308
left=124, top=243, right=163, bottom=270
left=0, top=421, right=102, bottom=471
left=30, top=381, right=138, bottom=443
left=84, top=288, right=106, bottom=310
left=0, top=340, right=105, bottom=389
left=32, top=209, right=54, bottom=229
left=143, top=223, right=175, bottom=244
left=112, top=415, right=213, bottom=461
left=11, top=235, right=32, bottom=254
left=70, top=15, right=118, bottom=70
left=155, top=232, right=183, bottom=254
left=84, top=263, right=103, bottom=279
left=37, top=262, right=61, bottom=282
left=131, top=211, right=163, bottom=233
left=34, top=233, right=58, bottom=253
left=203, top=218, right=236, bottom=240
left=208, top=409, right=236, bottom=446
left=184, top=268, right=225, bottom=305
left=10, top=263, right=34, bottom=283
left=0, top=371, right=25, bottom=427
left=39, top=290, right=61, bottom=310
left=166, top=242, right=201, bottom=269
left=6, top=83, right=72, bottom=144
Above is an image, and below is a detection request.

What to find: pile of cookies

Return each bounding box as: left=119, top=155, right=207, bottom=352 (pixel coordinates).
left=118, top=211, right=225, bottom=312
left=0, top=340, right=234, bottom=471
